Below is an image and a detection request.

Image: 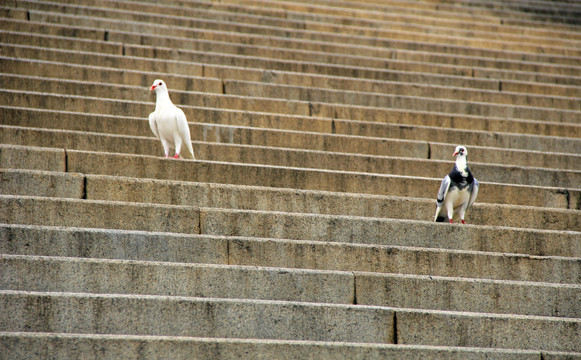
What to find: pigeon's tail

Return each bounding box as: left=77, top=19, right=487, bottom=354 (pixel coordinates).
left=435, top=216, right=448, bottom=223
left=185, top=141, right=196, bottom=160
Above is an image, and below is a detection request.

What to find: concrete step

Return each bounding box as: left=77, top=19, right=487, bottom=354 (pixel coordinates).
left=2, top=224, right=579, bottom=282
left=206, top=0, right=581, bottom=40
left=3, top=124, right=580, bottom=190
left=6, top=50, right=581, bottom=100
left=165, top=0, right=581, bottom=43
left=8, top=0, right=580, bottom=51
left=0, top=290, right=394, bottom=343
left=4, top=56, right=580, bottom=112
left=0, top=255, right=354, bottom=305
left=246, top=0, right=581, bottom=28
left=3, top=168, right=579, bottom=232
left=2, top=0, right=580, bottom=356
left=2, top=254, right=581, bottom=318
left=4, top=3, right=581, bottom=73
left=4, top=36, right=580, bottom=95
left=22, top=0, right=576, bottom=39
left=3, top=143, right=578, bottom=210
left=2, top=90, right=581, bottom=173
left=4, top=22, right=581, bottom=85
left=5, top=332, right=575, bottom=360
left=12, top=0, right=581, bottom=61
left=2, top=195, right=580, bottom=261
left=2, top=290, right=580, bottom=351
left=4, top=105, right=580, bottom=152
left=3, top=72, right=579, bottom=124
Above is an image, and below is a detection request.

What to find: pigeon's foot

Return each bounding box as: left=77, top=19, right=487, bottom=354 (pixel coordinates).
left=449, top=219, right=454, bottom=223
left=164, top=154, right=169, bottom=158
left=461, top=220, right=466, bottom=224
left=173, top=153, right=180, bottom=159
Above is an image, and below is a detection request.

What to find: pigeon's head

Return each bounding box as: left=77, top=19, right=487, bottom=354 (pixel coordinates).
left=452, top=145, right=468, bottom=158
left=150, top=79, right=167, bottom=93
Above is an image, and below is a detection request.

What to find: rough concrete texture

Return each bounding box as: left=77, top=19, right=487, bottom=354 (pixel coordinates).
left=63, top=150, right=576, bottom=209
left=0, top=144, right=66, bottom=172
left=396, top=310, right=581, bottom=352
left=1, top=224, right=580, bottom=284
left=2, top=333, right=559, bottom=360
left=355, top=272, right=581, bottom=317
left=0, top=255, right=355, bottom=304
left=4, top=332, right=570, bottom=360
left=0, top=195, right=200, bottom=234
left=2, top=0, right=581, bottom=357
left=4, top=110, right=581, bottom=171
left=3, top=105, right=581, bottom=156
left=0, top=224, right=227, bottom=265
left=0, top=290, right=394, bottom=343
left=2, top=168, right=579, bottom=231
left=2, top=254, right=580, bottom=318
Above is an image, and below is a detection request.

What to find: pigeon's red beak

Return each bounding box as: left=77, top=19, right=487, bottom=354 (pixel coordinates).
left=452, top=151, right=459, bottom=157
left=150, top=84, right=157, bottom=91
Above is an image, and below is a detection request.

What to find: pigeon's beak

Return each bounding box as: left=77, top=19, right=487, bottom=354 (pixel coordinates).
left=150, top=84, right=157, bottom=91
left=452, top=151, right=459, bottom=157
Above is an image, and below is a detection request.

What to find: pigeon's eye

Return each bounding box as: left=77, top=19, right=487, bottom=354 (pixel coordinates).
left=158, top=82, right=162, bottom=86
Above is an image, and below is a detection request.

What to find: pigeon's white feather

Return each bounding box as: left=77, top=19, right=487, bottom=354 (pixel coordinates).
left=176, top=109, right=195, bottom=159
left=149, top=79, right=195, bottom=160
left=148, top=112, right=160, bottom=139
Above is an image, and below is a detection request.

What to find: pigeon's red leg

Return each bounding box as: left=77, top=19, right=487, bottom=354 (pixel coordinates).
left=449, top=219, right=453, bottom=223
left=461, top=220, right=466, bottom=224
left=173, top=153, right=180, bottom=159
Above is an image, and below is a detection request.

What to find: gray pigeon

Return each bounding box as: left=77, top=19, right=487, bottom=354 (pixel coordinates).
left=434, top=145, right=479, bottom=224
left=149, top=79, right=195, bottom=159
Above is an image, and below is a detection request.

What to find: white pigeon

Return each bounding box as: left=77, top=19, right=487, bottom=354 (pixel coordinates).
left=434, top=145, right=479, bottom=224
left=149, top=79, right=195, bottom=159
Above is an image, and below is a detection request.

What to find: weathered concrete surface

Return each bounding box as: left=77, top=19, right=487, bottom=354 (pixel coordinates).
left=0, top=195, right=200, bottom=234
left=63, top=150, right=578, bottom=209
left=355, top=272, right=581, bottom=317
left=0, top=255, right=355, bottom=304
left=0, top=144, right=65, bottom=172
left=3, top=194, right=578, bottom=255
left=396, top=309, right=581, bottom=352
left=2, top=0, right=581, bottom=356
left=0, top=169, right=85, bottom=199
left=3, top=254, right=580, bottom=318
left=0, top=290, right=394, bottom=343
left=2, top=224, right=579, bottom=284
left=4, top=109, right=581, bottom=172
left=5, top=55, right=579, bottom=110
left=0, top=224, right=228, bottom=265
left=0, top=169, right=565, bottom=231
left=2, top=72, right=579, bottom=122
left=0, top=333, right=553, bottom=360
left=7, top=9, right=581, bottom=69
left=3, top=105, right=581, bottom=155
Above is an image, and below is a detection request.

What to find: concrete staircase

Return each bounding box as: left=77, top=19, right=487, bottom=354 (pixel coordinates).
left=1, top=0, right=580, bottom=358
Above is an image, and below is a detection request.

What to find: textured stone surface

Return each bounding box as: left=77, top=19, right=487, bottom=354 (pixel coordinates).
left=1, top=0, right=581, bottom=357
left=0, top=333, right=550, bottom=360
left=0, top=291, right=394, bottom=343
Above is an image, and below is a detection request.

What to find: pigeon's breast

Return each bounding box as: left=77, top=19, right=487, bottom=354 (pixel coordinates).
left=154, top=109, right=179, bottom=140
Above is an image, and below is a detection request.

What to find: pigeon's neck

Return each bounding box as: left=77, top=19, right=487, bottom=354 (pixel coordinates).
left=455, top=156, right=469, bottom=177
left=155, top=90, right=173, bottom=110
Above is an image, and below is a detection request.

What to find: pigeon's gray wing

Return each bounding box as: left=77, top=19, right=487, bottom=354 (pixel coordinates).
left=434, top=175, right=451, bottom=221
left=175, top=108, right=195, bottom=159
left=148, top=112, right=160, bottom=139
left=436, top=175, right=451, bottom=205
left=468, top=178, right=479, bottom=208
